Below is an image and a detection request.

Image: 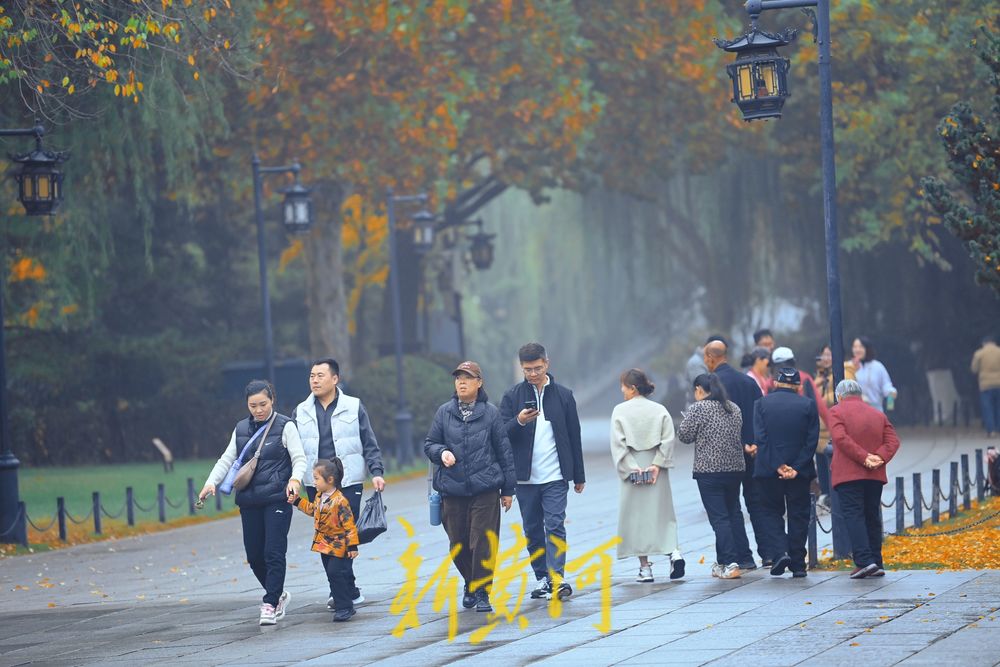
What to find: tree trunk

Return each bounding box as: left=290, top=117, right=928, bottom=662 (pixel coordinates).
left=304, top=182, right=352, bottom=376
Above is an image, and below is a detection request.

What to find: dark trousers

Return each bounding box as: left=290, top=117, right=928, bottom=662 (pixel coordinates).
left=697, top=475, right=752, bottom=565
left=981, top=387, right=1000, bottom=433
left=321, top=553, right=354, bottom=612
left=440, top=490, right=500, bottom=593
left=835, top=479, right=884, bottom=568
left=517, top=480, right=569, bottom=580
left=240, top=502, right=293, bottom=606
left=741, top=457, right=769, bottom=560
left=309, top=483, right=363, bottom=599
left=757, top=476, right=811, bottom=570
left=815, top=450, right=832, bottom=496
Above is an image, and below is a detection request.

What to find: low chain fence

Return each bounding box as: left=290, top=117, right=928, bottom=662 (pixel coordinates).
left=0, top=477, right=236, bottom=547
left=808, top=446, right=998, bottom=567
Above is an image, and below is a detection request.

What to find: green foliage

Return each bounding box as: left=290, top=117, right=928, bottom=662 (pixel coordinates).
left=347, top=355, right=458, bottom=460
left=922, top=21, right=1000, bottom=295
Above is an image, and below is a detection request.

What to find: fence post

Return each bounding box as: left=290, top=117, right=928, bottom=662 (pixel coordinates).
left=92, top=492, right=102, bottom=535
left=961, top=454, right=971, bottom=511
left=949, top=461, right=959, bottom=518
left=931, top=469, right=940, bottom=524
left=808, top=493, right=818, bottom=569
left=895, top=476, right=904, bottom=534
left=215, top=490, right=222, bottom=512
left=157, top=484, right=166, bottom=523
left=57, top=497, right=67, bottom=542
left=975, top=449, right=985, bottom=502
left=912, top=472, right=923, bottom=528
left=17, top=502, right=28, bottom=547
left=126, top=487, right=135, bottom=526
left=186, top=478, right=196, bottom=516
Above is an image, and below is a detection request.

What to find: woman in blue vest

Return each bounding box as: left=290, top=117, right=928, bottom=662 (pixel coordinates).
left=199, top=380, right=307, bottom=626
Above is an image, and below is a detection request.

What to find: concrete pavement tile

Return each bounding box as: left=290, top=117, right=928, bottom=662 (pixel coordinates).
left=810, top=645, right=918, bottom=665
left=531, top=644, right=657, bottom=666
left=616, top=648, right=733, bottom=665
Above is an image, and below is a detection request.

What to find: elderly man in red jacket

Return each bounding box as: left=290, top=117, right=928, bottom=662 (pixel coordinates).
left=829, top=379, right=900, bottom=579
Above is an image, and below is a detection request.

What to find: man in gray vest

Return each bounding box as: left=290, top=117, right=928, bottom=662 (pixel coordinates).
left=295, top=358, right=385, bottom=608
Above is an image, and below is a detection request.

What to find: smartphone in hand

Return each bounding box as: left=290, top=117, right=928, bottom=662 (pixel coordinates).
left=524, top=399, right=538, bottom=411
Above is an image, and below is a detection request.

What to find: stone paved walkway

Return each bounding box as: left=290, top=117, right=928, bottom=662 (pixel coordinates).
left=1, top=422, right=997, bottom=666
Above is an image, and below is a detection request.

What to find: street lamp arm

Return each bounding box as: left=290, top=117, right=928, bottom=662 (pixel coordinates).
left=751, top=0, right=817, bottom=12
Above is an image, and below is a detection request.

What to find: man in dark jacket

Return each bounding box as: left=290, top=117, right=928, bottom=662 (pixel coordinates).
left=703, top=339, right=764, bottom=569
left=753, top=367, right=819, bottom=577
left=500, top=343, right=585, bottom=601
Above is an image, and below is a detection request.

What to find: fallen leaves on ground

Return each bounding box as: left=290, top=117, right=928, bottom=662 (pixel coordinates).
left=820, top=496, right=1000, bottom=570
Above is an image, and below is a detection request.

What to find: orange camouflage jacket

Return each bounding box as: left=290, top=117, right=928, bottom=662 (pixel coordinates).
left=292, top=489, right=359, bottom=558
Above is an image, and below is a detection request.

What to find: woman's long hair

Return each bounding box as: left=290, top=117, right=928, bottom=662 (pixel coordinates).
left=692, top=373, right=733, bottom=413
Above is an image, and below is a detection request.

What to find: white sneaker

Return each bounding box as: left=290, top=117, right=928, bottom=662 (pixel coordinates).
left=352, top=592, right=366, bottom=605
left=720, top=563, right=742, bottom=580
left=637, top=565, right=654, bottom=583
left=275, top=591, right=290, bottom=620
left=711, top=562, right=724, bottom=578
left=259, top=603, right=276, bottom=625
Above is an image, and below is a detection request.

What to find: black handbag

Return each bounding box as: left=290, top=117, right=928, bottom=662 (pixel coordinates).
left=356, top=490, right=388, bottom=544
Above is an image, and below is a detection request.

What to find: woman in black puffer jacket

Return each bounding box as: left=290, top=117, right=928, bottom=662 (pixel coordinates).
left=424, top=360, right=516, bottom=614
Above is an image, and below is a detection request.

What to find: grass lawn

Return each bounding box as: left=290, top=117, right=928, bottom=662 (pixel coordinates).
left=3, top=458, right=428, bottom=556
left=20, top=459, right=234, bottom=528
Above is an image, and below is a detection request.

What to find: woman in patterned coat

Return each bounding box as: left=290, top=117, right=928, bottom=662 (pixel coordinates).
left=677, top=373, right=750, bottom=579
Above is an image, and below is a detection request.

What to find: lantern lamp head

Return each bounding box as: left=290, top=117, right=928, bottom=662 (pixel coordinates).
left=280, top=180, right=312, bottom=234
left=410, top=208, right=436, bottom=254
left=10, top=139, right=70, bottom=216
left=467, top=220, right=495, bottom=271
left=714, top=23, right=797, bottom=122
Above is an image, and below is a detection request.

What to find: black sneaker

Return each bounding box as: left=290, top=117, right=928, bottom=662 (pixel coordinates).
left=462, top=584, right=477, bottom=609
left=669, top=555, right=686, bottom=580
left=550, top=582, right=573, bottom=600
left=530, top=579, right=552, bottom=599
left=333, top=607, right=356, bottom=622
left=792, top=570, right=807, bottom=578
left=475, top=590, right=493, bottom=613
left=761, top=558, right=774, bottom=567
left=738, top=561, right=758, bottom=572
left=770, top=554, right=791, bottom=576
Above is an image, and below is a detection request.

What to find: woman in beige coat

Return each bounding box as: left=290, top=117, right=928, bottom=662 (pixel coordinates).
left=610, top=369, right=684, bottom=583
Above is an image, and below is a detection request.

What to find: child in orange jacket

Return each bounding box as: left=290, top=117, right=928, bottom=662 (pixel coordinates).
left=289, top=457, right=359, bottom=621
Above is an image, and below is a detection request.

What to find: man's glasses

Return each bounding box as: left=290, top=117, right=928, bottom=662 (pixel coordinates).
left=522, top=366, right=546, bottom=376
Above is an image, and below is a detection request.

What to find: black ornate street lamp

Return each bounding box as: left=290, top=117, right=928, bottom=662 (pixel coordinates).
left=2, top=123, right=69, bottom=216
left=251, top=154, right=312, bottom=384
left=716, top=23, right=796, bottom=121
left=467, top=219, right=496, bottom=271
left=386, top=189, right=430, bottom=465
left=410, top=207, right=437, bottom=254
left=716, top=0, right=848, bottom=560
left=0, top=123, right=69, bottom=544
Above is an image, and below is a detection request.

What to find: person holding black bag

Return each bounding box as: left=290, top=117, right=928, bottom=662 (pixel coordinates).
left=199, top=380, right=306, bottom=626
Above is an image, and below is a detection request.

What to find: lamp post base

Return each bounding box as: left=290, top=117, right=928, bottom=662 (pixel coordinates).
left=0, top=451, right=26, bottom=545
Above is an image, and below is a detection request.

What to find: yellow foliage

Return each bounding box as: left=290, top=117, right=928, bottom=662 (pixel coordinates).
left=10, top=257, right=47, bottom=282
left=277, top=238, right=304, bottom=273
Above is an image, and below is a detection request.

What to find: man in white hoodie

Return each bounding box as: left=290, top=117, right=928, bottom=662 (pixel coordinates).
left=294, top=358, right=385, bottom=608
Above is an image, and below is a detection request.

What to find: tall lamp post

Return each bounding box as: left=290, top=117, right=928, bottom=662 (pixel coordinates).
left=251, top=154, right=312, bottom=385
left=715, top=0, right=848, bottom=557
left=386, top=190, right=435, bottom=465
left=0, top=123, right=69, bottom=544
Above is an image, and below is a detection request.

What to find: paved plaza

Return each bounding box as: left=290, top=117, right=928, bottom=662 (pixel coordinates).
left=1, top=421, right=998, bottom=666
